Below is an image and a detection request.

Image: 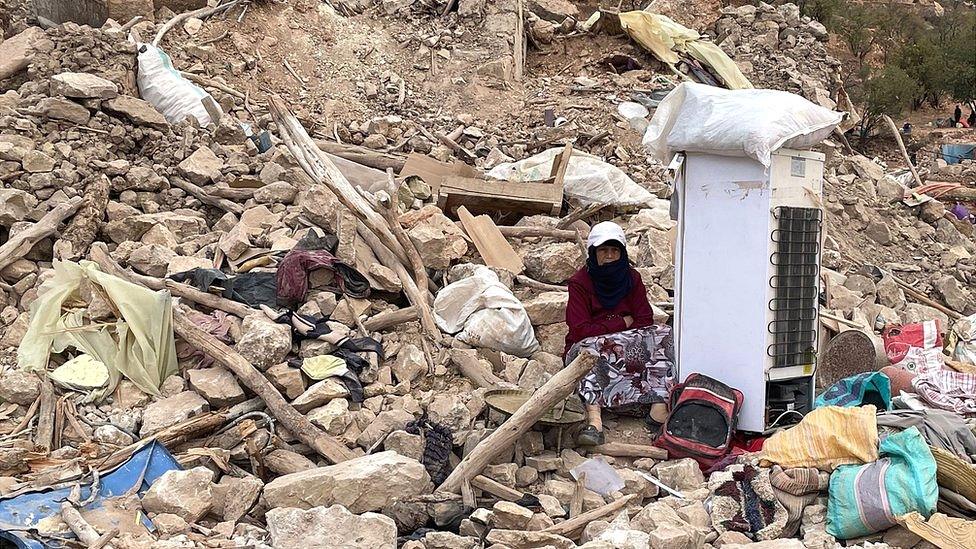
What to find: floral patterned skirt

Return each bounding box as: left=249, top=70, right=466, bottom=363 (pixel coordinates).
left=566, top=325, right=675, bottom=409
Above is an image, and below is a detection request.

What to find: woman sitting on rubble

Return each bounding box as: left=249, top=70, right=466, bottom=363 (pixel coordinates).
left=565, top=221, right=674, bottom=446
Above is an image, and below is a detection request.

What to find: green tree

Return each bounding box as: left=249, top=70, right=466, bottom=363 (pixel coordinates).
left=836, top=5, right=877, bottom=68
left=797, top=0, right=843, bottom=28
left=855, top=66, right=920, bottom=140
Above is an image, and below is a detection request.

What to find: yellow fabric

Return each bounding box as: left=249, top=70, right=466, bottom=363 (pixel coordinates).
left=301, top=355, right=347, bottom=380
left=618, top=10, right=753, bottom=89
left=683, top=40, right=753, bottom=90
left=898, top=512, right=976, bottom=549
left=761, top=405, right=879, bottom=471
left=18, top=260, right=177, bottom=400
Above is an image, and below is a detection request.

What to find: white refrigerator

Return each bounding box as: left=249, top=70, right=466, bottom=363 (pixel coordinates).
left=672, top=149, right=825, bottom=433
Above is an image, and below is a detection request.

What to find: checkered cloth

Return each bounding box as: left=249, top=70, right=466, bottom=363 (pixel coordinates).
left=913, top=360, right=976, bottom=417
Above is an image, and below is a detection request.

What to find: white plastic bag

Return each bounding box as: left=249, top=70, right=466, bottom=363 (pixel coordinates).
left=487, top=148, right=656, bottom=207
left=137, top=43, right=218, bottom=126
left=643, top=82, right=843, bottom=167
left=952, top=314, right=976, bottom=366
left=433, top=266, right=540, bottom=357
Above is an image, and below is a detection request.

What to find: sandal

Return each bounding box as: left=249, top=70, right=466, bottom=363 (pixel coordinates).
left=576, top=424, right=605, bottom=446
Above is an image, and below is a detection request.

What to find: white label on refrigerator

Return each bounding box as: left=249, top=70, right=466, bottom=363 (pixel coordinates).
left=790, top=157, right=806, bottom=177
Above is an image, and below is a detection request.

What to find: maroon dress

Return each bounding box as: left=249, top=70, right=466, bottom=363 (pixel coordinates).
left=564, top=267, right=675, bottom=408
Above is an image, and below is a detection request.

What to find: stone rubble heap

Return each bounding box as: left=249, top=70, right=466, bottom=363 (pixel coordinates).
left=0, top=2, right=972, bottom=549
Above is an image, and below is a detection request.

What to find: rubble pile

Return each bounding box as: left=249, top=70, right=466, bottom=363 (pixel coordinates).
left=0, top=1, right=973, bottom=549
left=712, top=3, right=841, bottom=106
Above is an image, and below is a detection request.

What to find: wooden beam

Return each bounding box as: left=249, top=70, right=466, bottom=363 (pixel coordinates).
left=497, top=226, right=579, bottom=240
left=450, top=348, right=505, bottom=389
left=34, top=378, right=56, bottom=453
left=363, top=306, right=418, bottom=332
left=543, top=494, right=638, bottom=539
left=438, top=351, right=598, bottom=493
left=90, top=243, right=256, bottom=319
left=587, top=442, right=667, bottom=460
left=1, top=196, right=83, bottom=270
left=314, top=139, right=407, bottom=173
left=882, top=114, right=922, bottom=188
left=471, top=474, right=523, bottom=501
left=169, top=177, right=243, bottom=215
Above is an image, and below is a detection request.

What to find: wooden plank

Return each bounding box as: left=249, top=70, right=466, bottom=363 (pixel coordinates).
left=587, top=442, right=668, bottom=460
left=549, top=143, right=572, bottom=215
left=439, top=175, right=562, bottom=217
left=514, top=0, right=525, bottom=82
left=441, top=176, right=562, bottom=202
left=399, top=153, right=482, bottom=194
left=471, top=475, right=523, bottom=501
left=457, top=206, right=525, bottom=274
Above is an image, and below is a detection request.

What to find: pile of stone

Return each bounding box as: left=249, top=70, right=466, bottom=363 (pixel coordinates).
left=0, top=2, right=973, bottom=548
left=711, top=2, right=841, bottom=108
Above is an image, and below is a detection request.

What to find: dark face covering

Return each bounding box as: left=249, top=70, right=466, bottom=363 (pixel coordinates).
left=586, top=240, right=633, bottom=310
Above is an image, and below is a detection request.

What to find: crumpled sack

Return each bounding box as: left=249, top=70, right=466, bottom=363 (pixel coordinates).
left=826, top=427, right=937, bottom=539
left=814, top=371, right=891, bottom=410
left=487, top=147, right=657, bottom=208
left=18, top=260, right=178, bottom=399
left=760, top=405, right=879, bottom=471
left=433, top=266, right=539, bottom=357
left=643, top=82, right=843, bottom=167
left=950, top=313, right=976, bottom=366
left=137, top=43, right=217, bottom=126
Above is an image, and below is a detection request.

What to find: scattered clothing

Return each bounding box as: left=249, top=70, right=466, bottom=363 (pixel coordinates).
left=761, top=405, right=879, bottom=471
left=405, top=415, right=453, bottom=485
left=898, top=512, right=976, bottom=549
left=709, top=463, right=788, bottom=541
left=814, top=371, right=890, bottom=410
left=880, top=365, right=917, bottom=396
left=566, top=325, right=674, bottom=409
left=176, top=309, right=234, bottom=369
left=276, top=249, right=370, bottom=307
left=171, top=268, right=278, bottom=309
left=912, top=361, right=976, bottom=417
left=877, top=409, right=976, bottom=463
left=769, top=465, right=829, bottom=537
left=301, top=355, right=347, bottom=380
left=826, top=427, right=937, bottom=540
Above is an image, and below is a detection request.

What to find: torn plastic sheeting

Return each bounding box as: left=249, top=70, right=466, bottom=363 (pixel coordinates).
left=644, top=82, right=843, bottom=167
left=0, top=441, right=181, bottom=549
left=618, top=10, right=752, bottom=90
left=486, top=147, right=657, bottom=207
left=17, top=260, right=178, bottom=400
left=433, top=266, right=539, bottom=357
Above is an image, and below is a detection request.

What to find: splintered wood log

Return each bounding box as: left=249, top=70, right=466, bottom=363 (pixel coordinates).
left=497, top=226, right=580, bottom=241
left=891, top=274, right=962, bottom=320
left=34, top=378, right=55, bottom=452
left=450, top=348, right=505, bottom=389
left=882, top=115, right=922, bottom=188
left=0, top=196, right=83, bottom=271
left=363, top=306, right=418, bottom=332
left=438, top=351, right=598, bottom=493
left=379, top=191, right=433, bottom=308
left=514, top=0, right=525, bottom=82
left=471, top=475, right=523, bottom=501
left=587, top=442, right=667, bottom=460
left=61, top=175, right=109, bottom=259
left=570, top=472, right=585, bottom=518
left=543, top=494, right=638, bottom=539
left=89, top=243, right=255, bottom=319
left=152, top=0, right=240, bottom=46
left=172, top=309, right=355, bottom=463
left=356, top=223, right=438, bottom=336
left=516, top=275, right=567, bottom=292
left=87, top=245, right=354, bottom=464
left=169, top=177, right=244, bottom=215
left=268, top=97, right=411, bottom=267
left=60, top=501, right=112, bottom=548
left=264, top=448, right=317, bottom=475
left=315, top=139, right=407, bottom=172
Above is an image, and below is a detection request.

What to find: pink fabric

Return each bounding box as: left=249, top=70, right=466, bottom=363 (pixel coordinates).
left=913, top=361, right=976, bottom=416
left=564, top=267, right=654, bottom=356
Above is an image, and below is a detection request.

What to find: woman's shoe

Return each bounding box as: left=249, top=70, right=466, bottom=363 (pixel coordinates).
left=576, top=424, right=605, bottom=446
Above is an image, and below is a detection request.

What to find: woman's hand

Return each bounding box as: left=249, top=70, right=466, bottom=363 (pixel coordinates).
left=623, top=315, right=634, bottom=328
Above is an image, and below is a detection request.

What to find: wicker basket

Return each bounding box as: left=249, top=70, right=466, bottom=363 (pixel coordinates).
left=930, top=445, right=976, bottom=504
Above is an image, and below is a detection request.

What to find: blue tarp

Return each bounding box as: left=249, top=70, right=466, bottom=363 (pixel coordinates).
left=942, top=143, right=976, bottom=165
left=0, top=441, right=181, bottom=548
